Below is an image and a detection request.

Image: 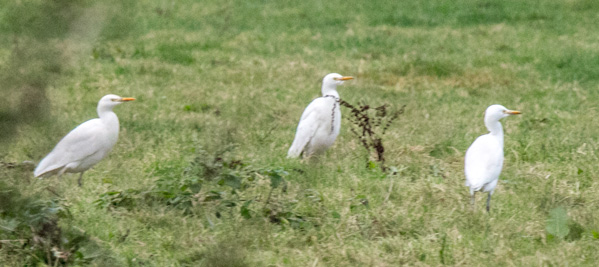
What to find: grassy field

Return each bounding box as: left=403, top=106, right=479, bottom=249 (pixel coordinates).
left=1, top=0, right=599, bottom=265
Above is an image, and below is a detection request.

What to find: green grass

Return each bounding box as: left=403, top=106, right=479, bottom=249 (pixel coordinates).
left=2, top=0, right=599, bottom=265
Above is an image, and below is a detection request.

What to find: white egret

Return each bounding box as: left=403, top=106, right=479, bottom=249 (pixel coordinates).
left=287, top=73, right=353, bottom=158
left=464, top=104, right=521, bottom=212
left=34, top=94, right=135, bottom=186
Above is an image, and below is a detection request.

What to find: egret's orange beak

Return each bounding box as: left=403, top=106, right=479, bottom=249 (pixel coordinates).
left=120, top=97, right=135, bottom=102
left=335, top=76, right=354, bottom=81
left=505, top=110, right=521, bottom=115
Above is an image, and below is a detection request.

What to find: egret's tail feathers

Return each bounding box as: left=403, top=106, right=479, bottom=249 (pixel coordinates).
left=34, top=168, right=46, bottom=178
left=34, top=164, right=63, bottom=178
left=287, top=142, right=306, bottom=158
left=466, top=182, right=484, bottom=192
left=287, top=148, right=302, bottom=159
left=34, top=168, right=54, bottom=178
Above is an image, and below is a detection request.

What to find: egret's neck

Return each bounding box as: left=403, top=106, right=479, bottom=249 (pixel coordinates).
left=485, top=119, right=504, bottom=145
left=321, top=84, right=339, bottom=98
left=97, top=106, right=119, bottom=125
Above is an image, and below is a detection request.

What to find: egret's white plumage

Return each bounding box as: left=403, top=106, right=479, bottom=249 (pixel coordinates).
left=287, top=73, right=353, bottom=158
left=465, top=104, right=520, bottom=212
left=34, top=94, right=135, bottom=186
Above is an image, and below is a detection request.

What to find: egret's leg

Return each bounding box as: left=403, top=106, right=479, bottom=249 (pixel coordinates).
left=57, top=166, right=68, bottom=178
left=486, top=192, right=492, bottom=213
left=77, top=172, right=85, bottom=187
left=46, top=167, right=67, bottom=197
left=470, top=189, right=476, bottom=210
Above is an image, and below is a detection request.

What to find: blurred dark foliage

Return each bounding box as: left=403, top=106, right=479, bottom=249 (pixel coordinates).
left=0, top=0, right=137, bottom=144
left=1, top=0, right=80, bottom=142
left=0, top=162, right=116, bottom=265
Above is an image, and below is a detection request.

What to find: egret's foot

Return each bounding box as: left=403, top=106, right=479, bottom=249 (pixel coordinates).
left=77, top=172, right=84, bottom=187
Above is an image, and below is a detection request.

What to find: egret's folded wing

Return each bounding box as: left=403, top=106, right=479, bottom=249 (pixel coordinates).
left=287, top=98, right=330, bottom=158
left=34, top=119, right=105, bottom=177
left=464, top=135, right=503, bottom=190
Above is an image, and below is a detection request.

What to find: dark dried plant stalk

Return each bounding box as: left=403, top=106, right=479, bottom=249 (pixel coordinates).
left=340, top=99, right=405, bottom=170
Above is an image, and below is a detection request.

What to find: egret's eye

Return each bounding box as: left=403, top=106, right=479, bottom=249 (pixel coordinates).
left=111, top=98, right=119, bottom=102
left=333, top=77, right=340, bottom=81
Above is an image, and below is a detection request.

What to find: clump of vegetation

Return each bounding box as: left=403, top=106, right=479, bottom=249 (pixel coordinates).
left=95, top=188, right=143, bottom=211
left=96, top=146, right=317, bottom=229
left=340, top=100, right=405, bottom=170
left=0, top=166, right=101, bottom=266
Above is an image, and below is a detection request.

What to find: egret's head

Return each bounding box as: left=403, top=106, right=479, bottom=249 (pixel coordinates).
left=323, top=73, right=353, bottom=86
left=484, top=104, right=521, bottom=122
left=98, top=94, right=135, bottom=109
left=321, top=73, right=353, bottom=96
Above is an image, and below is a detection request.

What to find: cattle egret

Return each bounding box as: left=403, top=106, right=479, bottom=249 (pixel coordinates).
left=34, top=94, right=135, bottom=186
left=464, top=104, right=521, bottom=212
left=287, top=73, right=353, bottom=158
